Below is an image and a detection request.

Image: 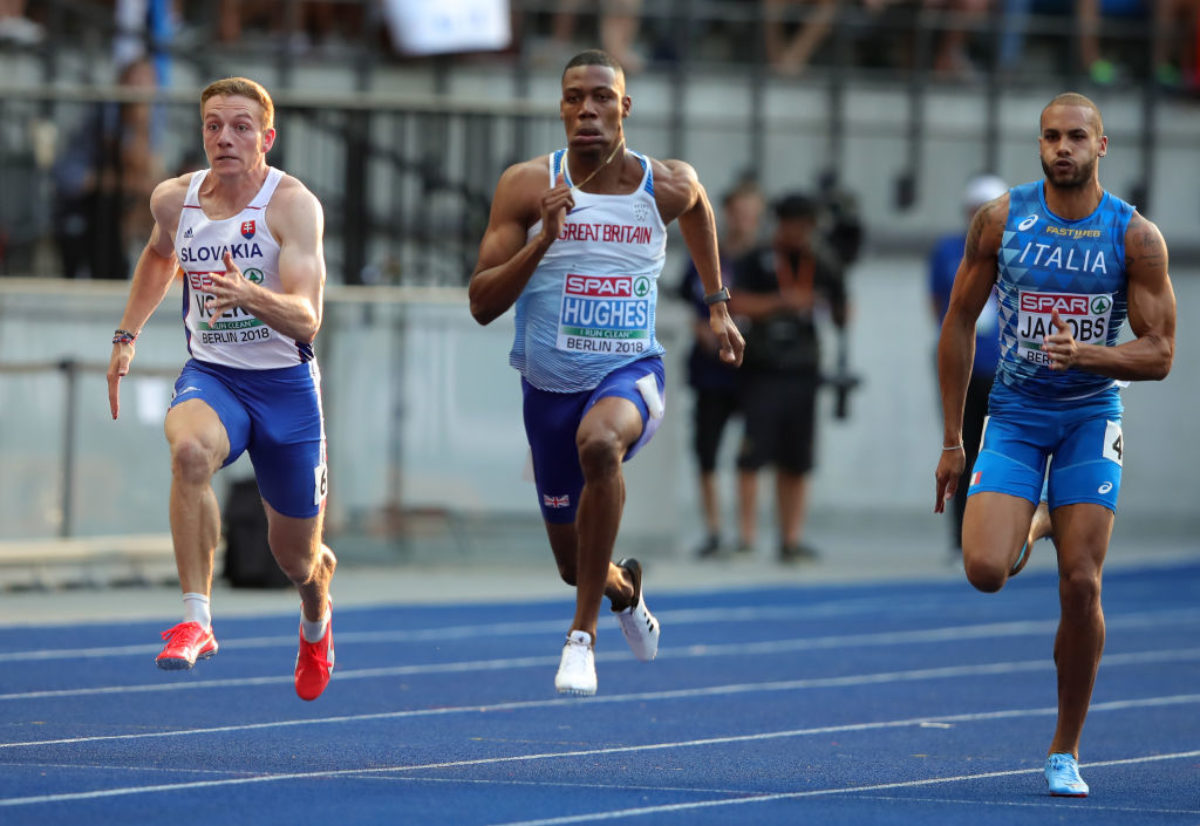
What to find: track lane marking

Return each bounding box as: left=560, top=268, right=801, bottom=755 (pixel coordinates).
left=1, top=653, right=1198, bottom=749
left=2, top=606, right=1198, bottom=664
left=487, top=749, right=1200, bottom=825
left=1, top=707, right=1198, bottom=809
left=3, top=639, right=1200, bottom=704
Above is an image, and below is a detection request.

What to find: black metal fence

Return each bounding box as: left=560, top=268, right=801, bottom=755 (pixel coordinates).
left=1, top=0, right=1195, bottom=284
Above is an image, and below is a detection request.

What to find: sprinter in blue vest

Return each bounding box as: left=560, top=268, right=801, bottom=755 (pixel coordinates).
left=469, top=50, right=744, bottom=697
left=935, top=92, right=1176, bottom=797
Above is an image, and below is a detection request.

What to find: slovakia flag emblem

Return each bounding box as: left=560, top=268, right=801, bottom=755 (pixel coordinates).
left=241, top=220, right=255, bottom=239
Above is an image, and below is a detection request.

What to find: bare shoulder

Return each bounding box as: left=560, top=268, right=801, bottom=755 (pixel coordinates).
left=498, top=155, right=553, bottom=195
left=273, top=173, right=324, bottom=218
left=148, top=173, right=192, bottom=230
left=1124, top=210, right=1168, bottom=272
left=491, top=155, right=554, bottom=223
left=266, top=174, right=325, bottom=244
left=963, top=192, right=1009, bottom=261
left=648, top=157, right=701, bottom=221
left=649, top=157, right=699, bottom=194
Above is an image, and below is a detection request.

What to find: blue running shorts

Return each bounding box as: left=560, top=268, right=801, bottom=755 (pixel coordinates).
left=170, top=359, right=327, bottom=518
left=969, top=381, right=1124, bottom=512
left=522, top=356, right=665, bottom=524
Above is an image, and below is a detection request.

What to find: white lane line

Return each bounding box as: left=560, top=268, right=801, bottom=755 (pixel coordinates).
left=1, top=645, right=1197, bottom=751
left=0, top=600, right=913, bottom=662
left=356, top=774, right=759, bottom=797
left=860, top=794, right=1200, bottom=817
left=487, top=749, right=1200, bottom=826
left=2, top=606, right=1197, bottom=664
left=1, top=710, right=1198, bottom=810
left=3, top=634, right=1200, bottom=704
left=1, top=761, right=253, bottom=778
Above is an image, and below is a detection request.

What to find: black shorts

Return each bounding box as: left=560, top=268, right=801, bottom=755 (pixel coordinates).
left=737, top=373, right=818, bottom=474
left=692, top=387, right=739, bottom=472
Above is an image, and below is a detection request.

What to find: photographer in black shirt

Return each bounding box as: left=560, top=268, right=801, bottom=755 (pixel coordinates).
left=731, top=193, right=850, bottom=563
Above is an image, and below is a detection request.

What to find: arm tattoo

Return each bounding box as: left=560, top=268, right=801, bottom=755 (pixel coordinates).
left=1125, top=215, right=1166, bottom=272
left=963, top=201, right=998, bottom=260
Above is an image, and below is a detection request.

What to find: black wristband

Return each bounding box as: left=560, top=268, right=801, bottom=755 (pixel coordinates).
left=703, top=286, right=731, bottom=305
left=112, top=328, right=138, bottom=345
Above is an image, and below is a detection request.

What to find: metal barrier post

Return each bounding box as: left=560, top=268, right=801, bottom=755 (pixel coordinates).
left=59, top=358, right=79, bottom=538
left=343, top=108, right=370, bottom=284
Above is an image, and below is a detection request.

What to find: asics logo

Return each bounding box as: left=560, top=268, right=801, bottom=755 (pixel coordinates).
left=1098, top=482, right=1113, bottom=494
left=1019, top=215, right=1038, bottom=231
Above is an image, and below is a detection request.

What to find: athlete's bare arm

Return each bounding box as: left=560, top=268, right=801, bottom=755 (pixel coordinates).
left=469, top=159, right=574, bottom=326
left=208, top=176, right=326, bottom=343
left=107, top=174, right=190, bottom=419
left=935, top=193, right=1007, bottom=512
left=1042, top=211, right=1175, bottom=379
left=651, top=158, right=744, bottom=366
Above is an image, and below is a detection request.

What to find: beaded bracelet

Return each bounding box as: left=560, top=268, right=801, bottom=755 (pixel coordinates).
left=112, top=328, right=139, bottom=345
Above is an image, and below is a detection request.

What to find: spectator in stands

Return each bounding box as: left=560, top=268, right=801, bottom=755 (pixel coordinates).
left=766, top=0, right=992, bottom=79
left=1150, top=0, right=1198, bottom=89
left=0, top=0, right=43, bottom=45
left=679, top=177, right=765, bottom=558
left=764, top=0, right=838, bottom=76
left=928, top=173, right=1008, bottom=559
left=920, top=0, right=992, bottom=78
left=218, top=0, right=356, bottom=53
left=52, top=58, right=164, bottom=279
left=1001, top=0, right=1175, bottom=86
left=549, top=0, right=646, bottom=73
left=1076, top=0, right=1147, bottom=83
left=732, top=192, right=849, bottom=563
left=113, top=0, right=177, bottom=83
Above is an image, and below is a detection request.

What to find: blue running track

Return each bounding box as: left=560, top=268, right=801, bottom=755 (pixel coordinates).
left=1, top=562, right=1198, bottom=825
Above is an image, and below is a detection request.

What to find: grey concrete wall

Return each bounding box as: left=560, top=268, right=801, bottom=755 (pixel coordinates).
left=4, top=261, right=1192, bottom=552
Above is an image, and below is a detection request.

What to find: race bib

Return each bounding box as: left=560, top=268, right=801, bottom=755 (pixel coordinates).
left=1016, top=291, right=1113, bottom=367
left=186, top=269, right=271, bottom=344
left=556, top=273, right=653, bottom=356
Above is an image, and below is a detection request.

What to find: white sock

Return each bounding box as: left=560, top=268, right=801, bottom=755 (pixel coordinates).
left=182, top=593, right=211, bottom=630
left=301, top=605, right=330, bottom=643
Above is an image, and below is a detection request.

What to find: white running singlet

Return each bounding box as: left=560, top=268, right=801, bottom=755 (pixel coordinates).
left=177, top=167, right=315, bottom=369
left=509, top=148, right=667, bottom=393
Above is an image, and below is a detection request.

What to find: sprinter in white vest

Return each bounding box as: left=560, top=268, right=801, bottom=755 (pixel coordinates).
left=469, top=50, right=745, bottom=696
left=107, top=77, right=336, bottom=702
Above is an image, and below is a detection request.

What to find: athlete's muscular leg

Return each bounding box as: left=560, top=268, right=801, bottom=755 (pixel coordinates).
left=164, top=400, right=230, bottom=596
left=544, top=522, right=634, bottom=609
left=961, top=491, right=1037, bottom=592
left=1047, top=502, right=1112, bottom=758
left=265, top=504, right=337, bottom=623
left=567, top=396, right=644, bottom=639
